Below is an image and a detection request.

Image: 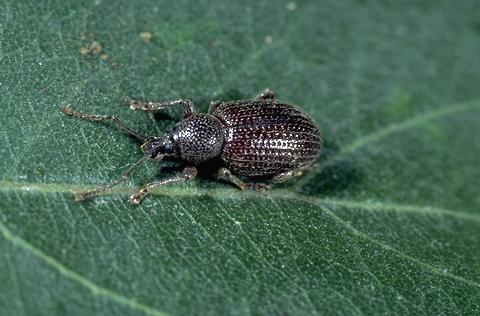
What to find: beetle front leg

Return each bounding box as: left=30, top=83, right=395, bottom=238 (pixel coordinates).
left=217, top=168, right=271, bottom=191
left=255, top=89, right=275, bottom=101
left=125, top=98, right=196, bottom=118
left=129, top=167, right=197, bottom=204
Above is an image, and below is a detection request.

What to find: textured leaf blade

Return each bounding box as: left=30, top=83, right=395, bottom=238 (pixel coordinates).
left=1, top=0, right=480, bottom=315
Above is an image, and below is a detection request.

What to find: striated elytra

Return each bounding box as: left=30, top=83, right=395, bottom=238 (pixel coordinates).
left=61, top=89, right=323, bottom=204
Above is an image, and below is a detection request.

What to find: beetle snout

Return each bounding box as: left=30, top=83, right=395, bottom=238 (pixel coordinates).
left=141, top=135, right=175, bottom=159
left=141, top=137, right=161, bottom=158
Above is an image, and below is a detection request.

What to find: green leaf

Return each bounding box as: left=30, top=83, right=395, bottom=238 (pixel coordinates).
left=1, top=0, right=479, bottom=315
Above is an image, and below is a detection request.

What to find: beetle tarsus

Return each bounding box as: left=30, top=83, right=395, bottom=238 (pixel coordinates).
left=255, top=88, right=275, bottom=101
left=124, top=98, right=195, bottom=117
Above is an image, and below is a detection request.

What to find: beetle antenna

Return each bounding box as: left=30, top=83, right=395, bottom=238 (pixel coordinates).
left=75, top=154, right=151, bottom=201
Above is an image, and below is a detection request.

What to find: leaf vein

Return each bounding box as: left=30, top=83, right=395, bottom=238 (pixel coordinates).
left=0, top=221, right=172, bottom=316
left=0, top=180, right=478, bottom=222
left=309, top=203, right=480, bottom=288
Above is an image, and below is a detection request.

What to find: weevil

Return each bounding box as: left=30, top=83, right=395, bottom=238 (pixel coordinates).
left=61, top=89, right=323, bottom=204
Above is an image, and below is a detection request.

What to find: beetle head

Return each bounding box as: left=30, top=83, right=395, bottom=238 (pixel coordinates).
left=141, top=134, right=175, bottom=159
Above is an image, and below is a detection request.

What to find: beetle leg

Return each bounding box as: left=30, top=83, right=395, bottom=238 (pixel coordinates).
left=129, top=167, right=197, bottom=204
left=271, top=169, right=303, bottom=183
left=218, top=167, right=247, bottom=190
left=124, top=98, right=195, bottom=118
left=217, top=168, right=271, bottom=191
left=208, top=100, right=222, bottom=113
left=255, top=89, right=275, bottom=101
left=74, top=155, right=151, bottom=202
left=61, top=106, right=147, bottom=142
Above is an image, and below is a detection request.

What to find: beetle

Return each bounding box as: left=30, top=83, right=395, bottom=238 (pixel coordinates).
left=61, top=89, right=323, bottom=204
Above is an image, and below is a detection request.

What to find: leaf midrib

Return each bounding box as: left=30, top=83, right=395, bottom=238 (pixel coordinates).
left=0, top=179, right=479, bottom=222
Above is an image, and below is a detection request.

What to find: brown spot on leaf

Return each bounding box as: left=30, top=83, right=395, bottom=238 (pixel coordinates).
left=80, top=46, right=90, bottom=56
left=139, top=31, right=152, bottom=43
left=90, top=41, right=102, bottom=54
left=80, top=40, right=105, bottom=58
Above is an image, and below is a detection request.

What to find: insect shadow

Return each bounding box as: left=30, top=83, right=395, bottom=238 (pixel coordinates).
left=294, top=137, right=365, bottom=196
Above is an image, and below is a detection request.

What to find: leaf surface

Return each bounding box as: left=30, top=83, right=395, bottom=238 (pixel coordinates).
left=1, top=0, right=480, bottom=315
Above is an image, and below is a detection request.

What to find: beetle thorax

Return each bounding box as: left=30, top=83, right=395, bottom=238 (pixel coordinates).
left=172, top=114, right=224, bottom=164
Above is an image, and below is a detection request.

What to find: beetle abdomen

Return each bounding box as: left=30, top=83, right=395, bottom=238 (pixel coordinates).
left=211, top=100, right=322, bottom=177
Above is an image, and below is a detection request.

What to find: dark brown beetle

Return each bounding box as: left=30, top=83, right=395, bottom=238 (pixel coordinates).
left=61, top=89, right=322, bottom=204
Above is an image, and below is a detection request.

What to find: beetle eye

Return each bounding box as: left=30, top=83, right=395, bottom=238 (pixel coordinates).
left=163, top=143, right=173, bottom=153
